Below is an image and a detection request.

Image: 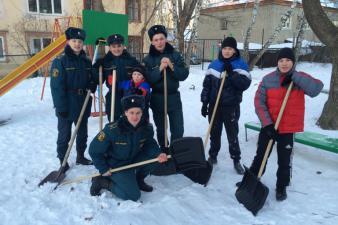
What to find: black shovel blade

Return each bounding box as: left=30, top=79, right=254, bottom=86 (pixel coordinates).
left=170, top=137, right=206, bottom=170
left=38, top=167, right=67, bottom=187
left=235, top=166, right=269, bottom=216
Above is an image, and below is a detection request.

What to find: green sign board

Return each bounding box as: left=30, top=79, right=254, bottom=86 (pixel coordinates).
left=82, top=10, right=128, bottom=45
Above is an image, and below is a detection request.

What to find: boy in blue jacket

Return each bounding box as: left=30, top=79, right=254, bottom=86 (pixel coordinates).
left=200, top=37, right=251, bottom=174
left=119, top=64, right=151, bottom=121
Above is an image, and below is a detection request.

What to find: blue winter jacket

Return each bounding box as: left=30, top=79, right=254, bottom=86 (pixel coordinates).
left=200, top=53, right=251, bottom=108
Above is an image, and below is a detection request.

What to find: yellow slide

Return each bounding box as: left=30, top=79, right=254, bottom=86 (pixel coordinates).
left=0, top=35, right=67, bottom=97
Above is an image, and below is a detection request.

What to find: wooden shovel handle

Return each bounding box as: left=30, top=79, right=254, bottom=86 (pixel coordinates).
left=110, top=70, right=117, bottom=122
left=164, top=69, right=168, bottom=148
left=59, top=155, right=172, bottom=187
left=204, top=72, right=228, bottom=149
left=99, top=66, right=103, bottom=131
left=257, top=82, right=294, bottom=178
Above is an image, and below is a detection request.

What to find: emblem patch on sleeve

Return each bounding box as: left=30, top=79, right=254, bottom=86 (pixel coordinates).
left=52, top=68, right=59, bottom=78
left=97, top=131, right=106, bottom=142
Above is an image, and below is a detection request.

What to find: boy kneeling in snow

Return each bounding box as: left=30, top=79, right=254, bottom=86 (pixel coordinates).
left=249, top=47, right=323, bottom=201
left=89, top=95, right=168, bottom=201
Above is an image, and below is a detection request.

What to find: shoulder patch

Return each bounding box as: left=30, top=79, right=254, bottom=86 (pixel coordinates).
left=97, top=131, right=106, bottom=142
left=52, top=68, right=59, bottom=78
left=108, top=122, right=118, bottom=130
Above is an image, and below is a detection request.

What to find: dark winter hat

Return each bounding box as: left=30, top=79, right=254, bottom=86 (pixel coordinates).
left=121, top=95, right=145, bottom=111
left=148, top=25, right=167, bottom=40
left=127, top=64, right=146, bottom=77
left=65, top=27, right=86, bottom=41
left=277, top=47, right=295, bottom=63
left=221, top=37, right=237, bottom=49
left=107, top=34, right=124, bottom=45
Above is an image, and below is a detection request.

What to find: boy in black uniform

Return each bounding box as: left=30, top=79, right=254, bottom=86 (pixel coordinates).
left=50, top=27, right=96, bottom=170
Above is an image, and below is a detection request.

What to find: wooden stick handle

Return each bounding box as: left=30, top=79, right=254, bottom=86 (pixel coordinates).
left=59, top=155, right=172, bottom=186
left=204, top=72, right=228, bottom=149
left=99, top=66, right=103, bottom=131
left=258, top=82, right=293, bottom=178
left=164, top=69, right=168, bottom=148
left=110, top=69, right=116, bottom=122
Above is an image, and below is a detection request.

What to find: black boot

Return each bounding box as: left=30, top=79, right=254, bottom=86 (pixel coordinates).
left=234, top=161, right=245, bottom=175
left=90, top=176, right=113, bottom=196
left=207, top=156, right=217, bottom=165
left=276, top=186, right=287, bottom=201
left=59, top=158, right=70, bottom=173
left=76, top=152, right=93, bottom=165
left=136, top=174, right=153, bottom=192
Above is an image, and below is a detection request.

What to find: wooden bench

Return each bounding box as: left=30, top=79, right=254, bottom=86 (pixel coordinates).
left=244, top=121, right=338, bottom=154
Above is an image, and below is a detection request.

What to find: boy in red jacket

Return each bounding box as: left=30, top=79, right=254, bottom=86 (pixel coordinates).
left=250, top=48, right=323, bottom=201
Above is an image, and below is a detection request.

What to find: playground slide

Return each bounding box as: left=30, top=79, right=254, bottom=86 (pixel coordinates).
left=0, top=35, right=67, bottom=97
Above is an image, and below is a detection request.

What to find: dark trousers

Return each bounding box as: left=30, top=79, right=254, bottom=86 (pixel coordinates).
left=208, top=105, right=241, bottom=161
left=56, top=116, right=88, bottom=160
left=152, top=108, right=184, bottom=148
left=250, top=131, right=294, bottom=188
left=108, top=153, right=158, bottom=201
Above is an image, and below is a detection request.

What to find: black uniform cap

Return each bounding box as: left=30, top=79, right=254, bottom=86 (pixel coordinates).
left=107, top=34, right=124, bottom=45
left=121, top=95, right=145, bottom=111
left=148, top=25, right=167, bottom=40
left=65, top=27, right=86, bottom=41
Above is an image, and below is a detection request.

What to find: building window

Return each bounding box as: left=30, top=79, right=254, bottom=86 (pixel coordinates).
left=127, top=0, right=141, bottom=22
left=127, top=36, right=142, bottom=60
left=0, top=36, right=5, bottom=61
left=282, top=17, right=292, bottom=29
left=28, top=0, right=62, bottom=14
left=31, top=38, right=51, bottom=54
left=220, top=19, right=228, bottom=30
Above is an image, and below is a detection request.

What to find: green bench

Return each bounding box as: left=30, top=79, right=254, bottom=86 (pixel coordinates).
left=244, top=121, right=338, bottom=154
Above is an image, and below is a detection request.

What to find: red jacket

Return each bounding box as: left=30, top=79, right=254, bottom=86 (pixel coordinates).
left=254, top=70, right=323, bottom=133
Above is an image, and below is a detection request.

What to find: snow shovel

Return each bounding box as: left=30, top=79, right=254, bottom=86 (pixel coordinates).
left=235, top=82, right=294, bottom=215
left=38, top=90, right=92, bottom=187
left=58, top=138, right=211, bottom=187
left=170, top=137, right=213, bottom=186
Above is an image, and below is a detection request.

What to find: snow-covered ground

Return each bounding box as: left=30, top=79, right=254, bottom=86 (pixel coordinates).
left=0, top=62, right=337, bottom=225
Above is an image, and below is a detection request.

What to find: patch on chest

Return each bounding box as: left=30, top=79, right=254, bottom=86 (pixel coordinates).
left=115, top=142, right=127, bottom=145
left=52, top=68, right=59, bottom=78
left=139, top=139, right=146, bottom=148
left=97, top=131, right=106, bottom=142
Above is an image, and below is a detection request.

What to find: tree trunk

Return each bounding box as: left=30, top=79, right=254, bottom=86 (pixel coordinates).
left=140, top=0, right=163, bottom=59
left=316, top=49, right=338, bottom=129
left=170, top=0, right=199, bottom=53
left=302, top=0, right=338, bottom=129
left=92, top=0, right=105, bottom=11
left=171, top=0, right=179, bottom=48
left=185, top=0, right=203, bottom=66
left=243, top=0, right=260, bottom=62
left=249, top=0, right=297, bottom=70
left=294, top=13, right=306, bottom=64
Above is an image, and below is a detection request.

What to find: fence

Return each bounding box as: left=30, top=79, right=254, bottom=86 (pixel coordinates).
left=0, top=45, right=331, bottom=80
